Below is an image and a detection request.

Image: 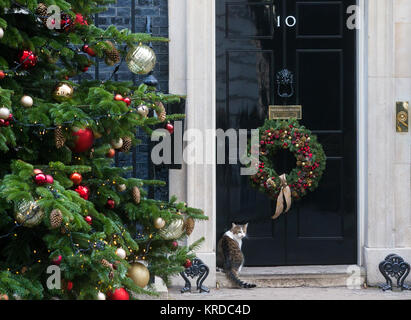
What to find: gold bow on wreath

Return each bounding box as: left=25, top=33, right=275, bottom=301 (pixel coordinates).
left=269, top=174, right=292, bottom=219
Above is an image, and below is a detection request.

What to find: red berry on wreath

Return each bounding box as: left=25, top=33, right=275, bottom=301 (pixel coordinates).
left=184, top=259, right=192, bottom=268
left=66, top=281, right=73, bottom=291
left=106, top=148, right=116, bottom=158
left=172, top=241, right=178, bottom=249
left=82, top=66, right=89, bottom=72
left=106, top=199, right=115, bottom=209
left=75, top=13, right=88, bottom=26
left=0, top=71, right=5, bottom=79
left=84, top=216, right=92, bottom=225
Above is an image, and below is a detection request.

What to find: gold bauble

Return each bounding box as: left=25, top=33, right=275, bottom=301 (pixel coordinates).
left=117, top=184, right=127, bottom=192
left=15, top=200, right=44, bottom=227
left=126, top=45, right=156, bottom=75
left=53, top=83, right=74, bottom=102
left=154, top=217, right=166, bottom=229
left=127, top=262, right=150, bottom=288
left=159, top=218, right=185, bottom=240
left=137, top=104, right=149, bottom=118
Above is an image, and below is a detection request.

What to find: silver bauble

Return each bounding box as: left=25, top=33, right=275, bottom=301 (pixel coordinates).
left=126, top=45, right=156, bottom=75
left=15, top=200, right=45, bottom=227
left=0, top=27, right=4, bottom=39
left=159, top=218, right=185, bottom=240
left=0, top=107, right=10, bottom=120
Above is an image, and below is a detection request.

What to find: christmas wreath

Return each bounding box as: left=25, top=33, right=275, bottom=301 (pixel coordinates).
left=249, top=118, right=326, bottom=218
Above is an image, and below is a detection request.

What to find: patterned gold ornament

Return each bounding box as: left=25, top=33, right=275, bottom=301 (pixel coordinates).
left=116, top=184, right=127, bottom=192
left=53, top=82, right=74, bottom=102
left=127, top=262, right=150, bottom=288
left=155, top=102, right=166, bottom=122
left=184, top=217, right=195, bottom=236
left=15, top=200, right=45, bottom=227
left=132, top=186, right=141, bottom=204
left=54, top=127, right=65, bottom=149
left=154, top=217, right=166, bottom=229
left=159, top=218, right=185, bottom=240
left=126, top=45, right=156, bottom=75
left=49, top=209, right=63, bottom=229
left=104, top=41, right=121, bottom=66
left=118, top=136, right=132, bottom=153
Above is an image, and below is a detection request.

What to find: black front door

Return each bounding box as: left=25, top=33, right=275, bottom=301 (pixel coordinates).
left=216, top=0, right=357, bottom=265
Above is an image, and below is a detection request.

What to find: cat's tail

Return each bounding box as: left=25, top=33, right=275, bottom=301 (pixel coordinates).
left=227, top=269, right=257, bottom=289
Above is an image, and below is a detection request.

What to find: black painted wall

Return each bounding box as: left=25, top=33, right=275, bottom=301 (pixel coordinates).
left=82, top=0, right=170, bottom=200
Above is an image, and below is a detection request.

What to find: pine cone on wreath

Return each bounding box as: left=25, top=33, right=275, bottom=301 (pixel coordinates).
left=118, top=136, right=132, bottom=153
left=155, top=102, right=166, bottom=122
left=104, top=41, right=121, bottom=66
left=184, top=217, right=195, bottom=236
left=132, top=186, right=141, bottom=204
left=55, top=127, right=65, bottom=149
left=50, top=209, right=63, bottom=229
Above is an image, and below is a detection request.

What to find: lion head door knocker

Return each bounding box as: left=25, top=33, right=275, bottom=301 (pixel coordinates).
left=276, top=69, right=294, bottom=99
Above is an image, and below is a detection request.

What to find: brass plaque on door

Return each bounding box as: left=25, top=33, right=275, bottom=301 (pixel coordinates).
left=269, top=105, right=302, bottom=120
left=396, top=101, right=409, bottom=132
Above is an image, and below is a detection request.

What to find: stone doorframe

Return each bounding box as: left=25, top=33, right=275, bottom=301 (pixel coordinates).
left=167, top=0, right=411, bottom=287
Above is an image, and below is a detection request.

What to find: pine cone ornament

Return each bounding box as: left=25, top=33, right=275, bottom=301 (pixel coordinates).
left=101, top=259, right=113, bottom=270
left=132, top=186, right=141, bottom=204
left=50, top=209, right=63, bottom=229
left=36, top=3, right=49, bottom=24
left=184, top=217, right=195, bottom=236
left=54, top=127, right=65, bottom=149
left=104, top=41, right=121, bottom=66
left=155, top=102, right=166, bottom=122
left=118, top=136, right=132, bottom=153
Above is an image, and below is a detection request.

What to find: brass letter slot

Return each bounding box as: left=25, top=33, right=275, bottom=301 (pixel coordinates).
left=396, top=101, right=409, bottom=133
left=269, top=105, right=302, bottom=120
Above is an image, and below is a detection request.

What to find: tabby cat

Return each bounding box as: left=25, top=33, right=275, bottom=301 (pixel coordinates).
left=217, top=223, right=256, bottom=288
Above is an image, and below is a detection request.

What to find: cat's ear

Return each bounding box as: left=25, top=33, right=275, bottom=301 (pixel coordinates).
left=244, top=223, right=249, bottom=231
left=232, top=222, right=236, bottom=229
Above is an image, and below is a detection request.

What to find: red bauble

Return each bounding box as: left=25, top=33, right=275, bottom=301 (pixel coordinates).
left=70, top=172, right=82, bottom=185
left=184, top=259, right=192, bottom=268
left=82, top=45, right=96, bottom=57
left=109, top=288, right=129, bottom=300
left=75, top=185, right=90, bottom=200
left=106, top=148, right=116, bottom=158
left=114, top=94, right=124, bottom=101
left=106, top=199, right=115, bottom=209
left=123, top=97, right=131, bottom=106
left=45, top=175, right=54, bottom=184
left=19, top=50, right=38, bottom=69
left=84, top=216, right=92, bottom=225
left=34, top=173, right=47, bottom=185
left=75, top=13, right=88, bottom=26
left=52, top=255, right=62, bottom=266
left=66, top=281, right=73, bottom=291
left=71, top=128, right=94, bottom=153
left=165, top=122, right=174, bottom=134
left=82, top=66, right=89, bottom=72
left=0, top=71, right=5, bottom=79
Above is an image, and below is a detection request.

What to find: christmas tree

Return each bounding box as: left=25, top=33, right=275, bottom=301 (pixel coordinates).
left=0, top=0, right=206, bottom=300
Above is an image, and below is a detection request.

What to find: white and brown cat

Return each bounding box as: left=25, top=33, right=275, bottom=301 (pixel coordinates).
left=217, top=223, right=256, bottom=288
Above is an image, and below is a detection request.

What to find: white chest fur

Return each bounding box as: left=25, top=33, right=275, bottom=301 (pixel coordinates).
left=225, top=230, right=242, bottom=249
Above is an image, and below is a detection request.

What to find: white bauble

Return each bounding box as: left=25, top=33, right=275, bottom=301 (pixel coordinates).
left=0, top=107, right=10, bottom=120
left=115, top=247, right=127, bottom=259
left=21, top=95, right=34, bottom=108
left=0, top=27, right=4, bottom=39
left=97, top=292, right=106, bottom=300
left=111, top=138, right=123, bottom=149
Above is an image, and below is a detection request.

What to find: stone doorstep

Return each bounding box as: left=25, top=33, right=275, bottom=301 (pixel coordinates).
left=216, top=265, right=366, bottom=288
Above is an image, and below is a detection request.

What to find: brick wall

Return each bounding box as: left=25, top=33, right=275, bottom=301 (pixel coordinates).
left=81, top=0, right=170, bottom=200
